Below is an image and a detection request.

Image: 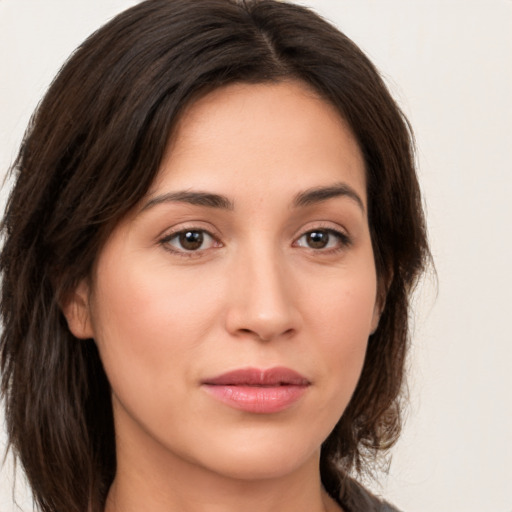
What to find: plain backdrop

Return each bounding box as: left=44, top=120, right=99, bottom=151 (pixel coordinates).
left=1, top=1, right=511, bottom=511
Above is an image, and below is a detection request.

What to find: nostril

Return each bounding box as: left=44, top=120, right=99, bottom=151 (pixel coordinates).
left=238, top=328, right=270, bottom=340
left=235, top=327, right=296, bottom=342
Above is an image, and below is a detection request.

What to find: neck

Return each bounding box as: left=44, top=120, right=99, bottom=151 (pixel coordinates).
left=105, top=466, right=340, bottom=512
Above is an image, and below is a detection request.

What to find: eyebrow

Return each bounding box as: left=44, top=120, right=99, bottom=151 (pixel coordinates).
left=141, top=190, right=234, bottom=211
left=140, top=182, right=364, bottom=213
left=292, top=183, right=365, bottom=212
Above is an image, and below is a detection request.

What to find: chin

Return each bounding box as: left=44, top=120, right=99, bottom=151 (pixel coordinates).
left=206, top=447, right=319, bottom=481
left=179, top=423, right=325, bottom=481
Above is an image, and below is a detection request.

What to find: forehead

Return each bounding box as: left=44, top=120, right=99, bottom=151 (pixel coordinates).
left=150, top=80, right=366, bottom=207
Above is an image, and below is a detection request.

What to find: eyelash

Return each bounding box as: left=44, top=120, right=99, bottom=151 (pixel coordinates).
left=293, top=228, right=352, bottom=253
left=159, top=226, right=351, bottom=258
left=159, top=228, right=222, bottom=257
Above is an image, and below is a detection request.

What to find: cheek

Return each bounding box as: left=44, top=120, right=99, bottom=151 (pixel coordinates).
left=301, top=260, right=377, bottom=399
left=89, top=257, right=224, bottom=394
left=304, top=257, right=377, bottom=342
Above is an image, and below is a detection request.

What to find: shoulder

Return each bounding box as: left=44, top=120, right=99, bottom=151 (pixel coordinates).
left=337, top=477, right=402, bottom=512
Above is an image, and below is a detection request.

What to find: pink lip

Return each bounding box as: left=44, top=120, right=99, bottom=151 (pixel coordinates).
left=201, top=367, right=310, bottom=414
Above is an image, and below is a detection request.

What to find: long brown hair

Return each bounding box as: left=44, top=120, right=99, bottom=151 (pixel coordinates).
left=0, top=1, right=429, bottom=511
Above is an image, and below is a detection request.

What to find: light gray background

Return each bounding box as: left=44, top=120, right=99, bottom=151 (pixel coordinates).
left=1, top=1, right=511, bottom=511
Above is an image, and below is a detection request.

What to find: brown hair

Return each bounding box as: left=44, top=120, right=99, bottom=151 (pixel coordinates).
left=0, top=1, right=429, bottom=511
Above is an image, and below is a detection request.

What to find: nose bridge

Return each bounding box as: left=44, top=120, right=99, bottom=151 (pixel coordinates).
left=225, top=240, right=299, bottom=341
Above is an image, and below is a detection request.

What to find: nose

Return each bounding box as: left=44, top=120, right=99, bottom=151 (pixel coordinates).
left=224, top=248, right=301, bottom=342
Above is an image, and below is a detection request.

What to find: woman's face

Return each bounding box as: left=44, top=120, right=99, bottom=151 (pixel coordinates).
left=66, top=81, right=380, bottom=481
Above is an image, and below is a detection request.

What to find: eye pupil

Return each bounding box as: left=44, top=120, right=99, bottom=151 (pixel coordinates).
left=179, top=230, right=204, bottom=250
left=307, top=230, right=329, bottom=249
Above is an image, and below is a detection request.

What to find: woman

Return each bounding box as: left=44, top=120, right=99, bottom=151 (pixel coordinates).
left=0, top=1, right=429, bottom=511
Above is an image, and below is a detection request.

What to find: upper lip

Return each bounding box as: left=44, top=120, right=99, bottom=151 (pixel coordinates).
left=202, top=367, right=310, bottom=387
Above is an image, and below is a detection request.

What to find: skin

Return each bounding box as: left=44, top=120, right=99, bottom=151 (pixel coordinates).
left=65, top=81, right=380, bottom=512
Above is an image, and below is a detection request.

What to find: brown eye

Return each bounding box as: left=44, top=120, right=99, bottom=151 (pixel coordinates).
left=295, top=228, right=350, bottom=251
left=305, top=230, right=330, bottom=249
left=163, top=229, right=217, bottom=253
left=179, top=230, right=204, bottom=250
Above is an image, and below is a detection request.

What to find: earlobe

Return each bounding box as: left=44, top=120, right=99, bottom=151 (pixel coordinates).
left=61, top=280, right=94, bottom=340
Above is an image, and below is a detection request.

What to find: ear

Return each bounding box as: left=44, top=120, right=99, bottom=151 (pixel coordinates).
left=61, top=279, right=94, bottom=339
left=370, top=276, right=390, bottom=335
left=370, top=302, right=382, bottom=335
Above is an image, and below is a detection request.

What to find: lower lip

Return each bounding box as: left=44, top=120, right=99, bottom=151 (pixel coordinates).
left=202, top=384, right=308, bottom=414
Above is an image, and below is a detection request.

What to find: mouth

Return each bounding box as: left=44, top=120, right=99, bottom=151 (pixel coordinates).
left=201, top=367, right=311, bottom=414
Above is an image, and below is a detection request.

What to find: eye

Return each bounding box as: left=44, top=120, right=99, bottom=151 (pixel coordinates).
left=161, top=229, right=219, bottom=253
left=294, top=229, right=349, bottom=251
